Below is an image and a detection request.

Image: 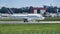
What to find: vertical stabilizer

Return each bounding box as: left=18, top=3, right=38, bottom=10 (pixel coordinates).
left=7, top=8, right=14, bottom=14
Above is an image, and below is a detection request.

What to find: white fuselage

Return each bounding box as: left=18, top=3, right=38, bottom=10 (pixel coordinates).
left=9, top=14, right=45, bottom=20
left=0, top=14, right=45, bottom=21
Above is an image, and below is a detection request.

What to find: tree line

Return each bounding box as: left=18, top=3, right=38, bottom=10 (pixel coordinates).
left=0, top=6, right=33, bottom=14
left=0, top=6, right=60, bottom=14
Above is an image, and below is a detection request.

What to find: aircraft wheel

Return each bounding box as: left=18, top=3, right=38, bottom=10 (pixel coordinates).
left=24, top=19, right=28, bottom=22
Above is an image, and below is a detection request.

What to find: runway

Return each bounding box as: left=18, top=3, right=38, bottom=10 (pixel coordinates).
left=0, top=21, right=60, bottom=24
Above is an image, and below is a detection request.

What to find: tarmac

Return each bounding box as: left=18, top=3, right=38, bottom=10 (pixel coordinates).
left=0, top=21, right=60, bottom=24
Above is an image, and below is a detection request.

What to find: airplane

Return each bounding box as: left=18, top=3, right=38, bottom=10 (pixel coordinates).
left=0, top=8, right=45, bottom=22
left=9, top=14, right=45, bottom=22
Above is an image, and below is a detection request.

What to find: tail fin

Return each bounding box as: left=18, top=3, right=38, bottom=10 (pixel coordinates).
left=7, top=8, right=14, bottom=14
left=7, top=8, right=11, bottom=14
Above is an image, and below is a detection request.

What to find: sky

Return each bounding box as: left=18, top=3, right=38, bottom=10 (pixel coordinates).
left=0, top=0, right=60, bottom=8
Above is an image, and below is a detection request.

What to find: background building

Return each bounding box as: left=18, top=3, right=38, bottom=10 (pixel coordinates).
left=32, top=7, right=47, bottom=14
